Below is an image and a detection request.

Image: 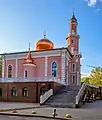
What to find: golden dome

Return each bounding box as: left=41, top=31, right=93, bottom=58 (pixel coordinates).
left=36, top=34, right=54, bottom=51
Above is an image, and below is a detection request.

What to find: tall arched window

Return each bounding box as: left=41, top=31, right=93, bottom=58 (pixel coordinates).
left=8, top=65, right=12, bottom=78
left=24, top=70, right=28, bottom=79
left=72, top=63, right=76, bottom=72
left=22, top=87, right=28, bottom=97
left=11, top=87, right=17, bottom=97
left=0, top=88, right=2, bottom=96
left=52, top=62, right=57, bottom=77
left=72, top=76, right=75, bottom=85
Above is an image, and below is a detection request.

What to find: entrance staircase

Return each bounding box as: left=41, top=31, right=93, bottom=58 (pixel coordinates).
left=44, top=86, right=81, bottom=108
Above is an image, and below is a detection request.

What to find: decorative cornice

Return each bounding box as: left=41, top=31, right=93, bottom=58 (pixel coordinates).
left=23, top=63, right=36, bottom=67
left=1, top=48, right=72, bottom=60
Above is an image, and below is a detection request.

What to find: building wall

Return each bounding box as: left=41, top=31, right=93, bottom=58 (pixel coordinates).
left=68, top=56, right=80, bottom=85
left=4, top=56, right=62, bottom=79
left=34, top=57, right=45, bottom=77
left=0, top=82, right=63, bottom=103
left=23, top=64, right=36, bottom=78
left=4, top=59, right=16, bottom=78
left=1, top=48, right=81, bottom=86
left=47, top=56, right=61, bottom=78
left=18, top=59, right=24, bottom=78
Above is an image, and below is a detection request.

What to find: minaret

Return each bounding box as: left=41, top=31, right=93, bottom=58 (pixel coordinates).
left=66, top=10, right=80, bottom=55
left=66, top=10, right=81, bottom=85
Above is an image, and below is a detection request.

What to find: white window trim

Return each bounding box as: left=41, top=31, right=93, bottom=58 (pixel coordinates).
left=23, top=87, right=28, bottom=97
left=7, top=64, right=13, bottom=78
left=12, top=87, right=17, bottom=97
left=71, top=47, right=74, bottom=54
left=51, top=61, right=58, bottom=78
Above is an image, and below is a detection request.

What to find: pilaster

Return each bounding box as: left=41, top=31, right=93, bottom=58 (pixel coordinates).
left=2, top=57, right=4, bottom=79
left=61, top=51, right=65, bottom=85
left=15, top=59, right=18, bottom=78
left=77, top=71, right=81, bottom=85
left=45, top=57, right=48, bottom=77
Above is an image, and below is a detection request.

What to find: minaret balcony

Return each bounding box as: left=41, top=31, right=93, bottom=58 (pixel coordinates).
left=66, top=33, right=80, bottom=40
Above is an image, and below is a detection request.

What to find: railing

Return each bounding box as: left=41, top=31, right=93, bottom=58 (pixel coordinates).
left=40, top=89, right=53, bottom=104
left=75, top=81, right=99, bottom=107
left=76, top=81, right=87, bottom=106
left=0, top=77, right=64, bottom=84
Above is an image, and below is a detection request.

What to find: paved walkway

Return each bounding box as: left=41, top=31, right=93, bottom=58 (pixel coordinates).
left=0, top=102, right=40, bottom=110
left=0, top=101, right=102, bottom=120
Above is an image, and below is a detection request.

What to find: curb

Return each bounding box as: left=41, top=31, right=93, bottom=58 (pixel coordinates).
left=0, top=112, right=71, bottom=120
left=0, top=106, right=42, bottom=112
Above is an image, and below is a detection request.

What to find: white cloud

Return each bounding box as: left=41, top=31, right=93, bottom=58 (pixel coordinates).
left=87, top=0, right=97, bottom=7
left=85, top=0, right=102, bottom=7
left=81, top=72, right=90, bottom=78
left=96, top=8, right=100, bottom=11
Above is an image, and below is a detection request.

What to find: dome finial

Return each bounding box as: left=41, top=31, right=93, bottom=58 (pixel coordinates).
left=44, top=30, right=46, bottom=38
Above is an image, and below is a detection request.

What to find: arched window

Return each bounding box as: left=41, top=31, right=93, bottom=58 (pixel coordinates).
left=0, top=88, right=2, bottom=96
left=11, top=87, right=17, bottom=97
left=8, top=65, right=12, bottom=78
left=40, top=86, right=48, bottom=95
left=72, top=63, right=76, bottom=72
left=72, top=76, right=75, bottom=85
left=24, top=70, right=28, bottom=79
left=52, top=62, right=57, bottom=77
left=22, top=87, right=28, bottom=97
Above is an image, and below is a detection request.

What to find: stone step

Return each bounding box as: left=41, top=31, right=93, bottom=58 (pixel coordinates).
left=44, top=85, right=81, bottom=108
left=44, top=103, right=75, bottom=108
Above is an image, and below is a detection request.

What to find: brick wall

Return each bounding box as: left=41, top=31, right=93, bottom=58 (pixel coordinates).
left=0, top=81, right=63, bottom=103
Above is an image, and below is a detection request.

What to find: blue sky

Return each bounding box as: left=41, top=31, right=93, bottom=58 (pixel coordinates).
left=0, top=0, right=102, bottom=76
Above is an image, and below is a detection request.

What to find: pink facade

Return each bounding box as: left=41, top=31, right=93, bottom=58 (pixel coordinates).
left=47, top=56, right=61, bottom=78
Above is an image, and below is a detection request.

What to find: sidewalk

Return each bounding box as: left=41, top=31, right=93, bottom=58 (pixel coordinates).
left=0, top=102, right=40, bottom=111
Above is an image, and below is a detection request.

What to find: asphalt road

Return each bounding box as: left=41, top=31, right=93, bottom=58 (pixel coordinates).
left=1, top=101, right=102, bottom=120
left=0, top=115, right=52, bottom=120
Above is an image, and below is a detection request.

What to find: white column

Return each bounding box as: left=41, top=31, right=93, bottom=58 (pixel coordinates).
left=2, top=56, right=4, bottom=79
left=61, top=52, right=65, bottom=85
left=45, top=57, right=48, bottom=77
left=15, top=59, right=18, bottom=78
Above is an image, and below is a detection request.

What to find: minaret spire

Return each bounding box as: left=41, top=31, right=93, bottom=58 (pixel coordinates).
left=29, top=42, right=30, bottom=51
left=25, top=42, right=34, bottom=64
left=73, top=8, right=74, bottom=16
left=44, top=30, right=46, bottom=38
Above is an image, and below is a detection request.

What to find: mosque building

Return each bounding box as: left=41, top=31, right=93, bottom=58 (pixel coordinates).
left=0, top=12, right=82, bottom=103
